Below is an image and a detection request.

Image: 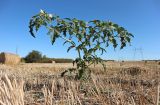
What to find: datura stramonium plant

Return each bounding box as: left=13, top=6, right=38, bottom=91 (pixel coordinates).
left=29, top=10, right=134, bottom=80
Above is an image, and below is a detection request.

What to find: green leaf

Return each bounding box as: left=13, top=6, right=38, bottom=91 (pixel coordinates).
left=29, top=19, right=36, bottom=38
left=72, top=18, right=78, bottom=23
left=126, top=37, right=131, bottom=43
left=129, top=33, right=134, bottom=37
left=79, top=20, right=86, bottom=27
left=64, top=18, right=71, bottom=21
left=92, top=35, right=98, bottom=42
left=113, top=24, right=119, bottom=28
left=63, top=40, right=69, bottom=45
left=100, top=48, right=106, bottom=55
left=67, top=45, right=75, bottom=52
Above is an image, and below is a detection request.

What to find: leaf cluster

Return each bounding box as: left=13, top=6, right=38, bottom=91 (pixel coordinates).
left=29, top=10, right=133, bottom=79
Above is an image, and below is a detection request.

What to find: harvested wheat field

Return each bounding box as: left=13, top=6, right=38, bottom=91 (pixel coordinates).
left=0, top=61, right=160, bottom=105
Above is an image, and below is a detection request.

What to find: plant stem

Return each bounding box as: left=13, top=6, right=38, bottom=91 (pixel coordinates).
left=77, top=49, right=81, bottom=59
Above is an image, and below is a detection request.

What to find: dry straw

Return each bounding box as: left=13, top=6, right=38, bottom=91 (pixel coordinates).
left=0, top=75, right=24, bottom=105
left=0, top=63, right=159, bottom=105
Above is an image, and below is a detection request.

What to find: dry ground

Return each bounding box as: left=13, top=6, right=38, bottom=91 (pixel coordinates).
left=0, top=61, right=160, bottom=105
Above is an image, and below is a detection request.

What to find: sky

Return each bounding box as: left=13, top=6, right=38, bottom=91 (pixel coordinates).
left=0, top=0, right=160, bottom=60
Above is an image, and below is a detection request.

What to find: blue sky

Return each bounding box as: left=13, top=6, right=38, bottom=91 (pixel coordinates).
left=0, top=0, right=160, bottom=60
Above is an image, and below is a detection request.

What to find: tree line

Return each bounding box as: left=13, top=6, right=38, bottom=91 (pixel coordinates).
left=22, top=50, right=73, bottom=63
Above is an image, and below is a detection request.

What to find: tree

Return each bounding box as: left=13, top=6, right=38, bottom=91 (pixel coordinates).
left=42, top=55, right=47, bottom=59
left=29, top=10, right=133, bottom=79
left=25, top=50, right=42, bottom=63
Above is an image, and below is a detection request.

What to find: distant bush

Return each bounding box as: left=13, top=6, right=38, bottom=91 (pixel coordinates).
left=53, top=58, right=73, bottom=63
left=24, top=50, right=42, bottom=63
left=21, top=57, right=26, bottom=63
left=38, top=58, right=52, bottom=63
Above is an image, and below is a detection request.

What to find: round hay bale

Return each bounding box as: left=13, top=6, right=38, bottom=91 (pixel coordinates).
left=0, top=52, right=21, bottom=65
left=52, top=60, right=55, bottom=64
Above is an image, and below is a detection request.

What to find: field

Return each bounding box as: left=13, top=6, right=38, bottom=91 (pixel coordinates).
left=0, top=61, right=160, bottom=105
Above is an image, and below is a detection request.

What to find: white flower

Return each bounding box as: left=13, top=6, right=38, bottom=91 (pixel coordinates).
left=48, top=14, right=53, bottom=18
left=40, top=9, right=44, bottom=14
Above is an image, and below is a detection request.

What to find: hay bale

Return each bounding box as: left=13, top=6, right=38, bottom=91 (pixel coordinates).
left=0, top=52, right=21, bottom=65
left=52, top=60, right=55, bottom=64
